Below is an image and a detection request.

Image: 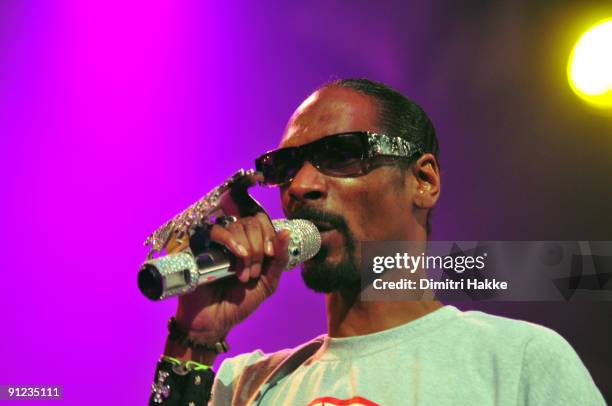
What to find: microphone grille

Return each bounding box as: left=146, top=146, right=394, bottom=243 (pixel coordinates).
left=272, top=219, right=321, bottom=269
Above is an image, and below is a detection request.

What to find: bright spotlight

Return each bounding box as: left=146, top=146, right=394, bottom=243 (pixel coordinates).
left=568, top=18, right=612, bottom=109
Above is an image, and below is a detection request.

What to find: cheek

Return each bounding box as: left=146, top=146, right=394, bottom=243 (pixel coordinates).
left=344, top=185, right=411, bottom=241
left=279, top=187, right=292, bottom=217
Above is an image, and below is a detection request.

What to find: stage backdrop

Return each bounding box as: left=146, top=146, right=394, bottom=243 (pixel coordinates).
left=0, top=0, right=610, bottom=404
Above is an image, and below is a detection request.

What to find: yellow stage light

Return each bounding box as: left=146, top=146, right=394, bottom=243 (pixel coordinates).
left=568, top=18, right=612, bottom=109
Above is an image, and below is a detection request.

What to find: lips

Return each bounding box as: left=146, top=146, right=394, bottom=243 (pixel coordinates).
left=311, top=221, right=335, bottom=233
left=307, top=396, right=379, bottom=406
left=315, top=223, right=340, bottom=248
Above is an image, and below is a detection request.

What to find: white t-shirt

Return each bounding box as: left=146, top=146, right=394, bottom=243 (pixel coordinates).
left=212, top=305, right=605, bottom=405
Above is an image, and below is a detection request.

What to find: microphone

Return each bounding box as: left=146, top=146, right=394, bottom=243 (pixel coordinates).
left=137, top=219, right=321, bottom=300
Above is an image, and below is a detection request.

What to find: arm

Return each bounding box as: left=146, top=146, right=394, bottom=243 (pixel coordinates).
left=148, top=213, right=291, bottom=405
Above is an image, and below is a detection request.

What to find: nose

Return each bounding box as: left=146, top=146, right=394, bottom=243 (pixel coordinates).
left=284, top=161, right=327, bottom=203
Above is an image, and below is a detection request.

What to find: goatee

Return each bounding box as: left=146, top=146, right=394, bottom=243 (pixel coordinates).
left=288, top=206, right=360, bottom=293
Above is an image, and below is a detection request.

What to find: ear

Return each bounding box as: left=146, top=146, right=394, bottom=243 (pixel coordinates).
left=409, top=153, right=440, bottom=209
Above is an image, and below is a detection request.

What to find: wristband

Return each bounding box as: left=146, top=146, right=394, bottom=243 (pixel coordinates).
left=150, top=356, right=215, bottom=405
left=162, top=356, right=211, bottom=371
left=168, top=317, right=230, bottom=354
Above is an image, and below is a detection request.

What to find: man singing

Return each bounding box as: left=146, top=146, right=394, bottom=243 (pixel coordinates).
left=149, top=79, right=604, bottom=405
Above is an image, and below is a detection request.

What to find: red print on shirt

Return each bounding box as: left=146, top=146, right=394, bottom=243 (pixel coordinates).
left=306, top=396, right=379, bottom=406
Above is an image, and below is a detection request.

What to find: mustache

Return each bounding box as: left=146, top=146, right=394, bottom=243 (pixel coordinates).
left=288, top=205, right=357, bottom=265
left=287, top=206, right=349, bottom=231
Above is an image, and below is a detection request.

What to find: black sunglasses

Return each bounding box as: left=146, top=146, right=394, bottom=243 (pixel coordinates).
left=255, top=131, right=423, bottom=186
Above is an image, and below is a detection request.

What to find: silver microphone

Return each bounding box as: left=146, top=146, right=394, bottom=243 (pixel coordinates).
left=137, top=219, right=321, bottom=300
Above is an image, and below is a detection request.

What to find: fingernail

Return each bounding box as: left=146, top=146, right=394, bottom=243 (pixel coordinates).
left=241, top=267, right=250, bottom=282
left=265, top=240, right=274, bottom=256
left=236, top=244, right=248, bottom=257
left=251, top=263, right=261, bottom=278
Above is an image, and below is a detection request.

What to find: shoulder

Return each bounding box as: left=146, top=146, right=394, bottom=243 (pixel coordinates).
left=217, top=334, right=325, bottom=378
left=210, top=347, right=292, bottom=405
left=211, top=336, right=324, bottom=405
left=215, top=347, right=293, bottom=385
left=455, top=310, right=581, bottom=368
left=451, top=308, right=586, bottom=365
left=448, top=308, right=569, bottom=349
left=449, top=308, right=605, bottom=404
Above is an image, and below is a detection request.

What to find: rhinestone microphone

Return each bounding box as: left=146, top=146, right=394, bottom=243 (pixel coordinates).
left=137, top=219, right=321, bottom=301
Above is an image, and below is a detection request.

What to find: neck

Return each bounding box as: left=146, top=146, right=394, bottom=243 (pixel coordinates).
left=326, top=290, right=443, bottom=338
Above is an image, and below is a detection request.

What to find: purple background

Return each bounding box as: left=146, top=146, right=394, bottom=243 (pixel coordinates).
left=1, top=0, right=611, bottom=403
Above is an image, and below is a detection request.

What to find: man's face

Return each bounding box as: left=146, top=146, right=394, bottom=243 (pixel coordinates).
left=279, top=86, right=420, bottom=292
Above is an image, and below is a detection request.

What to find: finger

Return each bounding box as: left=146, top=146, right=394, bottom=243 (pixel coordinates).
left=270, top=229, right=290, bottom=270
left=249, top=171, right=265, bottom=186
left=243, top=217, right=265, bottom=279
left=209, top=224, right=249, bottom=258
left=228, top=222, right=253, bottom=282
left=256, top=212, right=276, bottom=257
left=210, top=224, right=251, bottom=283
left=260, top=229, right=291, bottom=296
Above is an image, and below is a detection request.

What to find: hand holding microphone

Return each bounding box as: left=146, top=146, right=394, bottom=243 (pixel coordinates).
left=138, top=169, right=321, bottom=362
left=138, top=215, right=321, bottom=300
left=140, top=212, right=320, bottom=352
left=177, top=213, right=289, bottom=345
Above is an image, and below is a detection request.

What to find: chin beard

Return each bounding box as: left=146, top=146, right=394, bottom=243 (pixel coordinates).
left=288, top=205, right=359, bottom=293
left=301, top=245, right=361, bottom=293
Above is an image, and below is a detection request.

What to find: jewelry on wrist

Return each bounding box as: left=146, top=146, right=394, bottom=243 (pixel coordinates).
left=150, top=355, right=215, bottom=405
left=167, top=317, right=230, bottom=354
left=161, top=355, right=211, bottom=371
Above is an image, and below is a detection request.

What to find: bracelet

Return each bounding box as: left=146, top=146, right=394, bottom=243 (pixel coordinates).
left=168, top=317, right=230, bottom=354
left=150, top=356, right=214, bottom=405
